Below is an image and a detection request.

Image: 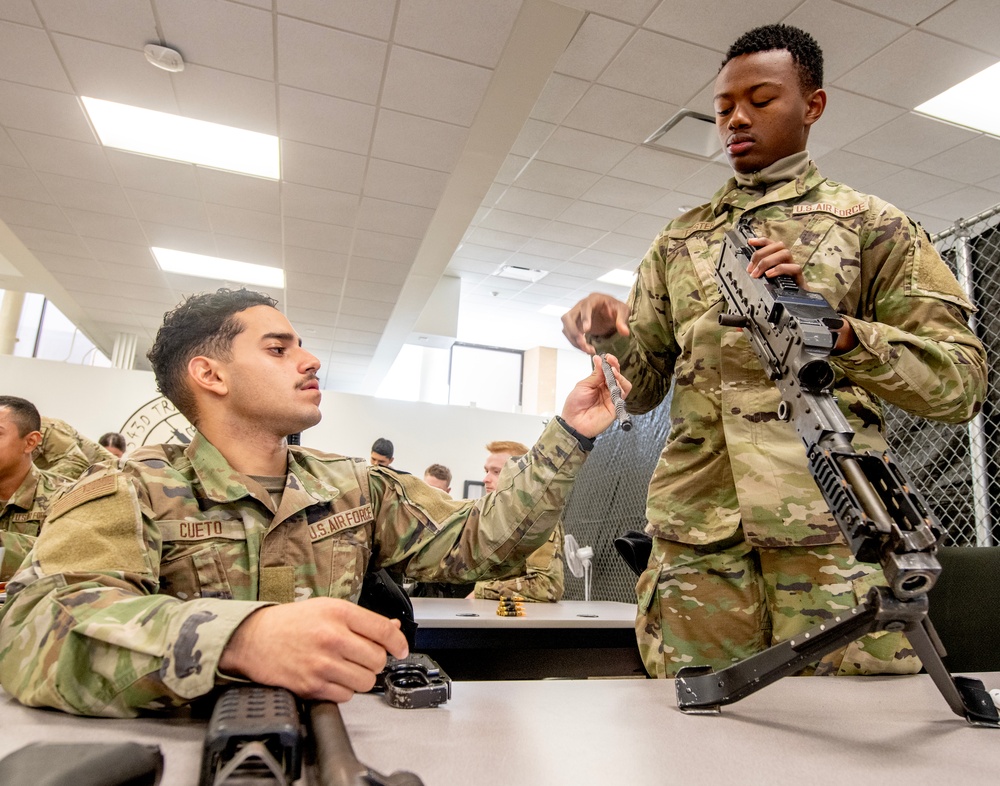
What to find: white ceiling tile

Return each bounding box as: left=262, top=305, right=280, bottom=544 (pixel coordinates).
left=282, top=217, right=353, bottom=252
left=812, top=150, right=902, bottom=191
left=911, top=186, right=1000, bottom=223
left=10, top=225, right=89, bottom=256
left=174, top=65, right=277, bottom=135
left=563, top=84, right=678, bottom=145
left=0, top=129, right=27, bottom=167
left=394, top=0, right=519, bottom=68
left=158, top=0, right=274, bottom=80
left=599, top=31, right=720, bottom=107
left=0, top=21, right=72, bottom=91
left=106, top=151, right=200, bottom=199
left=866, top=168, right=963, bottom=212
left=510, top=118, right=557, bottom=158
left=834, top=31, right=996, bottom=109
left=0, top=81, right=95, bottom=143
left=535, top=220, right=605, bottom=247
left=8, top=130, right=116, bottom=183
left=0, top=166, right=51, bottom=202
left=646, top=189, right=701, bottom=218
left=0, top=197, right=72, bottom=233
left=675, top=162, right=733, bottom=200
left=843, top=112, right=977, bottom=168
left=519, top=237, right=582, bottom=260
left=277, top=16, right=386, bottom=104
left=344, top=279, right=401, bottom=304
left=83, top=237, right=155, bottom=266
left=477, top=208, right=550, bottom=237
left=282, top=183, right=358, bottom=226
left=530, top=74, right=589, bottom=125
left=785, top=0, right=908, bottom=82
left=52, top=35, right=177, bottom=113
left=352, top=229, right=420, bottom=263
left=126, top=189, right=210, bottom=231
left=590, top=232, right=653, bottom=257
left=481, top=183, right=505, bottom=208
left=644, top=0, right=802, bottom=52
left=452, top=243, right=511, bottom=263
left=276, top=0, right=395, bottom=39
left=371, top=110, right=469, bottom=172
left=913, top=136, right=1000, bottom=186
left=535, top=127, right=633, bottom=174
left=810, top=88, right=906, bottom=154
left=571, top=248, right=640, bottom=270
left=465, top=226, right=530, bottom=252
left=339, top=297, right=394, bottom=318
left=609, top=147, right=706, bottom=189
left=495, top=154, right=529, bottom=185
left=284, top=246, right=349, bottom=276
left=381, top=46, right=492, bottom=127
left=920, top=0, right=1000, bottom=58
left=139, top=222, right=214, bottom=254
left=905, top=210, right=952, bottom=236
left=278, top=86, right=376, bottom=155
left=494, top=187, right=574, bottom=220
left=101, top=261, right=168, bottom=287
left=556, top=0, right=658, bottom=27
left=356, top=197, right=435, bottom=239
left=34, top=250, right=104, bottom=276
left=63, top=208, right=146, bottom=244
left=34, top=0, right=157, bottom=48
left=511, top=159, right=601, bottom=199
left=208, top=204, right=282, bottom=244
left=213, top=236, right=283, bottom=268
left=557, top=201, right=633, bottom=232
left=364, top=159, right=449, bottom=209
left=197, top=168, right=281, bottom=214
left=0, top=0, right=40, bottom=25
left=280, top=139, right=366, bottom=194
left=836, top=0, right=956, bottom=26
left=579, top=176, right=667, bottom=212
left=615, top=212, right=670, bottom=240
left=554, top=14, right=633, bottom=81
left=347, top=257, right=410, bottom=286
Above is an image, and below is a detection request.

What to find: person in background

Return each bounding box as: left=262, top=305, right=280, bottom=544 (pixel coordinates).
left=0, top=397, right=67, bottom=581
left=423, top=464, right=452, bottom=496
left=473, top=440, right=565, bottom=603
left=370, top=437, right=394, bottom=468
left=561, top=24, right=986, bottom=679
left=0, top=288, right=627, bottom=717
left=98, top=432, right=127, bottom=459
left=34, top=416, right=116, bottom=480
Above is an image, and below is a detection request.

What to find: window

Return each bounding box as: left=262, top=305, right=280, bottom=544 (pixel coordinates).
left=448, top=343, right=523, bottom=413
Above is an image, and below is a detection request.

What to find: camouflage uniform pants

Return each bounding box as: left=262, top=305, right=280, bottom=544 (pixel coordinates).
left=635, top=533, right=921, bottom=678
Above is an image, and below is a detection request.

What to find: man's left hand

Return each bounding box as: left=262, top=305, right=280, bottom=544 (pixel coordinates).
left=560, top=354, right=631, bottom=438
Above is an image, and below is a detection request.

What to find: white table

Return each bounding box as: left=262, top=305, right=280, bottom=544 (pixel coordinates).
left=410, top=598, right=644, bottom=679
left=2, top=674, right=998, bottom=785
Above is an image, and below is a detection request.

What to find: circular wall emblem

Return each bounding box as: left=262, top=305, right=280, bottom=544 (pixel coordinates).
left=120, top=396, right=195, bottom=453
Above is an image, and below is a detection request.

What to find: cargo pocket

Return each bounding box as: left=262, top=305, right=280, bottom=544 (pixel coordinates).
left=160, top=545, right=234, bottom=601
left=311, top=526, right=371, bottom=601
left=634, top=563, right=665, bottom=678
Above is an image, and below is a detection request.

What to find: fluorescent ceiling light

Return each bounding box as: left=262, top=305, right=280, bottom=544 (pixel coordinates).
left=152, top=247, right=284, bottom=288
left=915, top=62, right=1000, bottom=136
left=598, top=269, right=636, bottom=287
left=539, top=304, right=568, bottom=317
left=496, top=265, right=548, bottom=283
left=82, top=96, right=279, bottom=179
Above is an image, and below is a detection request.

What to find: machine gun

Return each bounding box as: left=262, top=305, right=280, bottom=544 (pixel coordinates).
left=199, top=655, right=450, bottom=785
left=673, top=218, right=999, bottom=727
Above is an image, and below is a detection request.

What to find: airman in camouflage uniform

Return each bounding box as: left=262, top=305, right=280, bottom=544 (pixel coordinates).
left=564, top=25, right=987, bottom=679
left=0, top=288, right=628, bottom=717
left=34, top=416, right=117, bottom=480
left=0, top=396, right=68, bottom=582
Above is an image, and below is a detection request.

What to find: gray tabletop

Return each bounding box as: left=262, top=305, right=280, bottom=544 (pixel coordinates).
left=2, top=673, right=999, bottom=785
left=411, top=597, right=637, bottom=628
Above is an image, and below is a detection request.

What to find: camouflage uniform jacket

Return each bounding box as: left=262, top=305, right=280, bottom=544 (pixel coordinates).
left=0, top=465, right=66, bottom=581
left=0, top=418, right=586, bottom=717
left=474, top=517, right=565, bottom=601
left=594, top=156, right=986, bottom=549
left=35, top=417, right=116, bottom=480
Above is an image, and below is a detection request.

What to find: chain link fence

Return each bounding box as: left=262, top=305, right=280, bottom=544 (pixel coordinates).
left=562, top=205, right=1000, bottom=602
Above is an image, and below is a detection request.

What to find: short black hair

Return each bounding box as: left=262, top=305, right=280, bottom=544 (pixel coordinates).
left=147, top=288, right=278, bottom=425
left=99, top=432, right=127, bottom=452
left=722, top=24, right=824, bottom=93
left=0, top=396, right=41, bottom=437
left=371, top=437, right=393, bottom=459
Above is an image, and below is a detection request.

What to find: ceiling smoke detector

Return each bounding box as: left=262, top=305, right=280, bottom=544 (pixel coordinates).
left=144, top=44, right=185, bottom=73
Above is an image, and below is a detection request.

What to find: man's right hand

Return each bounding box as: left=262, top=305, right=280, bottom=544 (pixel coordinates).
left=561, top=293, right=630, bottom=354
left=218, top=598, right=409, bottom=703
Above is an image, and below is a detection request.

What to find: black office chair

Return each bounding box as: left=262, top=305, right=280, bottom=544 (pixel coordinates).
left=926, top=546, right=1000, bottom=673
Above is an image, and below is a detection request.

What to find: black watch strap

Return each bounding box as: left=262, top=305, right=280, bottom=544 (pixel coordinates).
left=555, top=416, right=595, bottom=452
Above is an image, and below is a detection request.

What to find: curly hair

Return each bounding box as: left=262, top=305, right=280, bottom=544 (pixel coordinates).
left=722, top=24, right=824, bottom=93
left=146, top=288, right=278, bottom=425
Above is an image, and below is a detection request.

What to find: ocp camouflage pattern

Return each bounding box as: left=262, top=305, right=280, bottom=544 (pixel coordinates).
left=34, top=416, right=117, bottom=480
left=0, top=417, right=586, bottom=717
left=474, top=517, right=565, bottom=601
left=0, top=464, right=67, bottom=581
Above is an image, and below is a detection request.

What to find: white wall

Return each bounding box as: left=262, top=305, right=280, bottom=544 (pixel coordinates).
left=0, top=355, right=551, bottom=495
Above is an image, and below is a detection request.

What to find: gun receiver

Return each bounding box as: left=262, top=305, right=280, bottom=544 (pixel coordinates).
left=673, top=219, right=999, bottom=727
